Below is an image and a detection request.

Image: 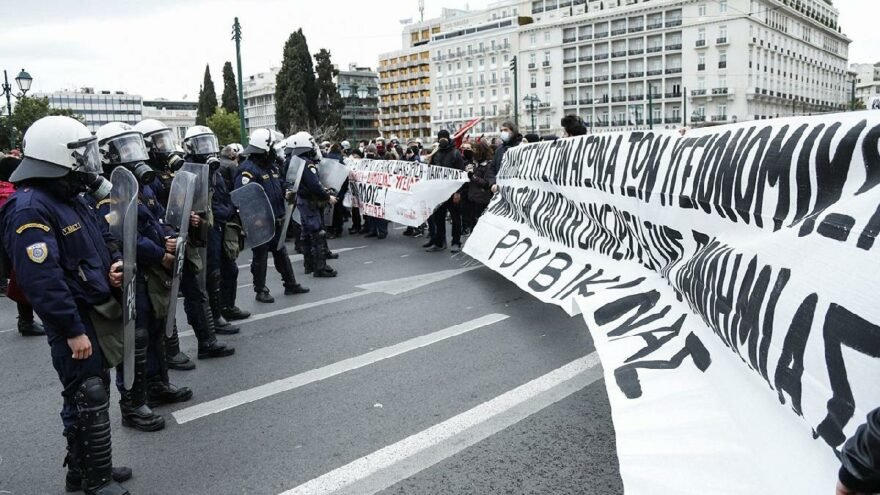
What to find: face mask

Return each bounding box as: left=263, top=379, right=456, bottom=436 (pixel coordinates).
left=500, top=131, right=511, bottom=143
left=462, top=150, right=474, bottom=161
left=130, top=162, right=156, bottom=185
left=87, top=174, right=113, bottom=201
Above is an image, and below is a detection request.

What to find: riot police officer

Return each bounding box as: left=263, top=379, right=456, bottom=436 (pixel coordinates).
left=234, top=129, right=309, bottom=303
left=134, top=118, right=196, bottom=371
left=95, top=122, right=194, bottom=432
left=288, top=132, right=338, bottom=278
left=178, top=126, right=237, bottom=358
left=0, top=116, right=132, bottom=494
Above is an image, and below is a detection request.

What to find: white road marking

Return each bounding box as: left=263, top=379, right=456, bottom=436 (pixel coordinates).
left=364, top=261, right=373, bottom=264
left=173, top=313, right=509, bottom=424
left=393, top=225, right=407, bottom=230
left=355, top=266, right=480, bottom=295
left=278, top=353, right=602, bottom=495
left=0, top=328, right=15, bottom=334
left=237, top=246, right=367, bottom=269
left=400, top=254, right=410, bottom=258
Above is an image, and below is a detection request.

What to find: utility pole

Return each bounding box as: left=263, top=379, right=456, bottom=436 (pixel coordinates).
left=647, top=84, right=654, bottom=130
left=232, top=17, right=247, bottom=144
left=509, top=56, right=519, bottom=129
left=851, top=78, right=857, bottom=111
left=682, top=87, right=687, bottom=128
left=2, top=71, right=13, bottom=149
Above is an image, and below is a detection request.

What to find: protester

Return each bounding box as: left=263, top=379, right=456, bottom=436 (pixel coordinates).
left=467, top=141, right=494, bottom=221
left=425, top=130, right=465, bottom=253
left=837, top=407, right=880, bottom=494
left=523, top=133, right=540, bottom=144
left=325, top=143, right=348, bottom=238
left=459, top=142, right=477, bottom=235
left=489, top=121, right=523, bottom=193
left=561, top=115, right=588, bottom=137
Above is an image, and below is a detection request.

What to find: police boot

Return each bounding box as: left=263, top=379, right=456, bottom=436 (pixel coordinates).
left=146, top=376, right=193, bottom=407
left=75, top=377, right=131, bottom=495
left=301, top=236, right=315, bottom=275
left=17, top=318, right=45, bottom=336
left=312, top=232, right=337, bottom=278
left=252, top=256, right=275, bottom=303
left=165, top=322, right=195, bottom=371
left=195, top=302, right=235, bottom=359
left=208, top=270, right=239, bottom=335
left=119, top=328, right=165, bottom=432
left=277, top=248, right=310, bottom=295
left=323, top=236, right=339, bottom=259
left=64, top=428, right=132, bottom=493
left=220, top=282, right=250, bottom=320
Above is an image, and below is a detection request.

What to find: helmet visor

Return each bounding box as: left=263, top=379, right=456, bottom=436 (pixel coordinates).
left=69, top=137, right=101, bottom=175
left=189, top=134, right=219, bottom=155
left=104, top=133, right=149, bottom=165
left=150, top=129, right=177, bottom=155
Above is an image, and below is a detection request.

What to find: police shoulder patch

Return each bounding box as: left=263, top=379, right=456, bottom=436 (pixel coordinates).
left=96, top=199, right=112, bottom=208
left=26, top=242, right=48, bottom=264
left=15, top=223, right=51, bottom=234
left=241, top=176, right=250, bottom=185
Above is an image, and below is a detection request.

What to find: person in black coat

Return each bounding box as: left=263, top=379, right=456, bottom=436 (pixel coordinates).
left=838, top=407, right=880, bottom=494
left=488, top=121, right=523, bottom=193
left=467, top=141, right=494, bottom=221
left=425, top=130, right=465, bottom=253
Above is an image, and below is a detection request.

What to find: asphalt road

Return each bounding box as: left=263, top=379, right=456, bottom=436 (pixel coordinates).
left=0, top=227, right=622, bottom=495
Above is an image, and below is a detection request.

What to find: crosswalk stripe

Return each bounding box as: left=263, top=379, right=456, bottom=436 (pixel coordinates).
left=278, top=352, right=602, bottom=495
left=172, top=313, right=509, bottom=425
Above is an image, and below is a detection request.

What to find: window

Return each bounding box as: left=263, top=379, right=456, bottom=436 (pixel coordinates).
left=698, top=4, right=706, bottom=16
left=504, top=87, right=510, bottom=96
left=479, top=58, right=485, bottom=68
left=544, top=51, right=551, bottom=62
left=698, top=28, right=706, bottom=41
left=719, top=51, right=727, bottom=64
left=531, top=74, right=537, bottom=88
left=530, top=33, right=537, bottom=46
left=544, top=31, right=551, bottom=42
left=530, top=53, right=537, bottom=64
left=545, top=73, right=551, bottom=86
left=720, top=25, right=727, bottom=39
left=720, top=0, right=727, bottom=14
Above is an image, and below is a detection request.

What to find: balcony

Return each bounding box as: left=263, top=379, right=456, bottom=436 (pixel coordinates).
left=716, top=37, right=729, bottom=45
left=538, top=102, right=551, bottom=108
left=612, top=28, right=627, bottom=36
left=666, top=43, right=682, bottom=51
left=563, top=58, right=577, bottom=64
left=579, top=99, right=592, bottom=105
left=646, top=46, right=662, bottom=53
left=612, top=95, right=628, bottom=102
left=595, top=75, right=609, bottom=81
left=580, top=34, right=593, bottom=40
left=579, top=76, right=594, bottom=83
left=545, top=81, right=552, bottom=87
left=665, top=67, right=682, bottom=74
left=595, top=31, right=608, bottom=38
left=628, top=71, right=644, bottom=78
left=697, top=63, right=706, bottom=71
left=564, top=78, right=577, bottom=85
left=579, top=55, right=593, bottom=62
left=691, top=115, right=706, bottom=123
left=543, top=61, right=551, bottom=67
left=647, top=69, right=662, bottom=76
left=612, top=50, right=627, bottom=58
left=711, top=87, right=729, bottom=95
left=666, top=19, right=682, bottom=27
left=611, top=73, right=627, bottom=80
left=695, top=39, right=707, bottom=48
left=711, top=115, right=728, bottom=122
left=628, top=48, right=645, bottom=56
left=691, top=89, right=707, bottom=96
left=528, top=63, right=537, bottom=69
left=629, top=94, right=644, bottom=101
left=718, top=61, right=727, bottom=69
left=665, top=92, right=681, bottom=98
left=649, top=93, right=662, bottom=100
left=647, top=22, right=663, bottom=30
left=629, top=25, right=645, bottom=33
left=595, top=53, right=609, bottom=60
left=665, top=117, right=680, bottom=124
left=564, top=100, right=578, bottom=106
left=563, top=36, right=577, bottom=43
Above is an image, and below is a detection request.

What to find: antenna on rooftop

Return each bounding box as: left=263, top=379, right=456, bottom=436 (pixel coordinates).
left=419, top=0, right=425, bottom=22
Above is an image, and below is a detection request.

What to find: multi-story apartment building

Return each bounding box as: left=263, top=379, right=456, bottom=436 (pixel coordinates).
left=430, top=2, right=529, bottom=136
left=336, top=64, right=380, bottom=144
left=519, top=0, right=850, bottom=134
left=243, top=67, right=280, bottom=134
left=378, top=16, right=448, bottom=140
left=141, top=99, right=197, bottom=141
left=37, top=88, right=143, bottom=132
left=851, top=62, right=880, bottom=108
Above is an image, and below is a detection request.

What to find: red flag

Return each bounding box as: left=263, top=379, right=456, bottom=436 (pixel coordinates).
left=453, top=118, right=482, bottom=148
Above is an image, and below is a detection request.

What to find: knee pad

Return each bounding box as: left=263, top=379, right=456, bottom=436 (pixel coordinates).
left=134, top=327, right=149, bottom=348
left=76, top=376, right=108, bottom=408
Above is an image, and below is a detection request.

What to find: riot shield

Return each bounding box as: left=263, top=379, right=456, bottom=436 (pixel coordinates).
left=162, top=170, right=197, bottom=338
left=277, top=156, right=307, bottom=251
left=179, top=162, right=210, bottom=290
left=230, top=183, right=275, bottom=249
left=108, top=166, right=138, bottom=389
left=318, top=158, right=349, bottom=192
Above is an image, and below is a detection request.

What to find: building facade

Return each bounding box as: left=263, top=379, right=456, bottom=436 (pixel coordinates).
left=378, top=17, right=446, bottom=140
left=429, top=3, right=527, bottom=136
left=243, top=67, right=280, bottom=134
left=141, top=99, right=197, bottom=141
left=336, top=64, right=380, bottom=143
left=38, top=88, right=143, bottom=132
left=518, top=0, right=850, bottom=134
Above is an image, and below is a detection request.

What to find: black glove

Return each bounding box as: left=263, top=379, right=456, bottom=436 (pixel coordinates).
left=285, top=189, right=297, bottom=204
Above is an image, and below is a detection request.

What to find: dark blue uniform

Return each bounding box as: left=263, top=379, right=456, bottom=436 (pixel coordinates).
left=234, top=155, right=301, bottom=296
left=208, top=168, right=240, bottom=314
left=0, top=186, right=118, bottom=431
left=296, top=159, right=329, bottom=235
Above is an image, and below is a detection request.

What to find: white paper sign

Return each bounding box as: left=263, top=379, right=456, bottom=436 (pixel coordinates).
left=465, top=111, right=880, bottom=494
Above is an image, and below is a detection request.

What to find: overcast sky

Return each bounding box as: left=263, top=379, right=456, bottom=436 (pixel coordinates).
left=2, top=0, right=876, bottom=100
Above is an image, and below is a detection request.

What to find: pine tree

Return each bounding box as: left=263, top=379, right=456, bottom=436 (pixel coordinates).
left=275, top=29, right=319, bottom=134
left=313, top=48, right=345, bottom=140
left=221, top=61, right=239, bottom=113
left=196, top=64, right=218, bottom=126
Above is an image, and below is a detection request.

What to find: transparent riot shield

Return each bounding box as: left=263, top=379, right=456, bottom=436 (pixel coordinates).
left=162, top=170, right=197, bottom=338
left=179, top=162, right=210, bottom=290
left=230, top=182, right=276, bottom=249
left=108, top=166, right=138, bottom=389
left=318, top=158, right=349, bottom=192
left=277, top=156, right=307, bottom=251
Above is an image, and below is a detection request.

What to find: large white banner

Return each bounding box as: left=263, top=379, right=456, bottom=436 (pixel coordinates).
left=465, top=112, right=880, bottom=494
left=345, top=159, right=467, bottom=227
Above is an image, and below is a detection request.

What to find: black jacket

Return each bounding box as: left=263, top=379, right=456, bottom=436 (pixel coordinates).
left=488, top=133, right=523, bottom=184
left=468, top=160, right=493, bottom=205
left=431, top=141, right=464, bottom=171
left=840, top=407, right=880, bottom=492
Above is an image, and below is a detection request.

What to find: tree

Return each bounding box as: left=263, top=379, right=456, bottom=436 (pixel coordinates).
left=275, top=29, right=319, bottom=134
left=207, top=109, right=242, bottom=146
left=0, top=97, right=79, bottom=150
left=196, top=64, right=218, bottom=126
left=313, top=48, right=346, bottom=141
left=221, top=61, right=239, bottom=113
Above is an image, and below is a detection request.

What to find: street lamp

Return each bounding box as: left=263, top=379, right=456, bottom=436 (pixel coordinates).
left=523, top=94, right=540, bottom=133
left=2, top=68, right=33, bottom=149
left=340, top=84, right=372, bottom=142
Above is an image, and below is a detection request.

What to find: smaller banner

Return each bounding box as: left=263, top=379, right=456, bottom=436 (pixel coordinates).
left=345, top=159, right=467, bottom=227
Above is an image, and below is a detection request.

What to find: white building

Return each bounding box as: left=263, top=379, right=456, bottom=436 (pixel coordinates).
left=141, top=99, right=197, bottom=141
left=430, top=1, right=529, bottom=136
left=243, top=67, right=280, bottom=134
left=517, top=0, right=850, bottom=134
left=37, top=88, right=143, bottom=132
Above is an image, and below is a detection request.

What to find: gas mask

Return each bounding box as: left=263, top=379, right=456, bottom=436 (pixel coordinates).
left=129, top=161, right=156, bottom=185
